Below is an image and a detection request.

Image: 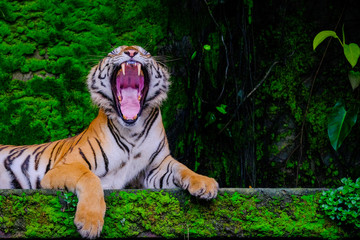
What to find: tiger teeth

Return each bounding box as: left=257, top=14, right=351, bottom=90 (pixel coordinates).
left=137, top=63, right=141, bottom=76
left=118, top=95, right=121, bottom=102
left=132, top=115, right=138, bottom=120
left=123, top=115, right=128, bottom=120
left=138, top=95, right=141, bottom=101
left=121, top=63, right=126, bottom=75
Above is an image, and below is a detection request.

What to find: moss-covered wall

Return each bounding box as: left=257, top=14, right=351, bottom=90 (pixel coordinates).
left=0, top=189, right=358, bottom=239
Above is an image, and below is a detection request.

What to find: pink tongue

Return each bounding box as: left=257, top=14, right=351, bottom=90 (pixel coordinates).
left=120, top=88, right=140, bottom=120
left=116, top=63, right=144, bottom=120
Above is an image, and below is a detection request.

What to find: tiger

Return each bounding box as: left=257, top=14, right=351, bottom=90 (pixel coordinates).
left=0, top=45, right=219, bottom=239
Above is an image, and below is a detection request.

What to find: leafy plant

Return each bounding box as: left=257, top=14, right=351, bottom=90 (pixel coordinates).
left=313, top=29, right=360, bottom=69
left=57, top=191, right=78, bottom=212
left=319, top=178, right=360, bottom=229
left=327, top=101, right=357, bottom=151
left=313, top=29, right=360, bottom=151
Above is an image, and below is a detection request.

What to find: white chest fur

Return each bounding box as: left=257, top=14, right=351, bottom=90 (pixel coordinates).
left=97, top=111, right=170, bottom=189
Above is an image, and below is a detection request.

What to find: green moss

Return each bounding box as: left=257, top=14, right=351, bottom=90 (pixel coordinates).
left=1, top=189, right=357, bottom=239
left=104, top=190, right=184, bottom=238
left=0, top=192, right=77, bottom=238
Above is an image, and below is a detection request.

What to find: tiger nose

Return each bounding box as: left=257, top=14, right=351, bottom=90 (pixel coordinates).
left=124, top=50, right=138, bottom=57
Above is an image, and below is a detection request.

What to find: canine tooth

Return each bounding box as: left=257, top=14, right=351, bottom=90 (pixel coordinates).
left=121, top=63, right=126, bottom=75
left=123, top=115, right=128, bottom=120
left=118, top=95, right=122, bottom=102
left=132, top=115, right=138, bottom=120
left=138, top=95, right=141, bottom=101
left=137, top=63, right=141, bottom=76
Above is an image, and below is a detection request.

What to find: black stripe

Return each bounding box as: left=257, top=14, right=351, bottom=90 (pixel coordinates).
left=96, top=90, right=114, bottom=105
left=136, top=108, right=159, bottom=141
left=4, top=149, right=26, bottom=189
left=54, top=140, right=66, bottom=161
left=69, top=129, right=88, bottom=152
left=32, top=144, right=44, bottom=155
left=107, top=119, right=129, bottom=153
left=6, top=148, right=26, bottom=164
left=149, top=137, right=166, bottom=165
left=10, top=175, right=22, bottom=189
left=140, top=110, right=160, bottom=144
left=146, top=89, right=164, bottom=102
left=95, top=138, right=109, bottom=176
left=36, top=177, right=42, bottom=189
left=47, top=141, right=61, bottom=171
left=0, top=145, right=9, bottom=152
left=146, top=154, right=170, bottom=183
left=109, top=119, right=131, bottom=147
left=165, top=161, right=175, bottom=187
left=159, top=160, right=172, bottom=189
left=79, top=148, right=92, bottom=170
left=45, top=160, right=51, bottom=173
left=88, top=139, right=97, bottom=170
left=143, top=108, right=157, bottom=127
left=91, top=66, right=99, bottom=90
left=36, top=143, right=51, bottom=171
left=98, top=60, right=108, bottom=79
left=21, top=155, right=32, bottom=189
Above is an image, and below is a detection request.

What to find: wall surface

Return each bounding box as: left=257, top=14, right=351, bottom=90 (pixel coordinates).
left=0, top=188, right=358, bottom=239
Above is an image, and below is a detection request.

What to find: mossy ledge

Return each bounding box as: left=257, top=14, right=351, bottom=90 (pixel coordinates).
left=0, top=188, right=358, bottom=239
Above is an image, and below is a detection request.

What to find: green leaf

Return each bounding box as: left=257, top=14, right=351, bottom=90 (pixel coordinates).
left=203, top=44, right=211, bottom=51
left=328, top=101, right=358, bottom=151
left=204, top=112, right=216, bottom=127
left=190, top=51, right=197, bottom=61
left=216, top=104, right=227, bottom=114
left=313, top=30, right=339, bottom=50
left=348, top=70, right=360, bottom=90
left=344, top=43, right=360, bottom=68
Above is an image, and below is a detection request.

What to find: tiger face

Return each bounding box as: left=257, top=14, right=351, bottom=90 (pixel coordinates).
left=88, top=45, right=170, bottom=126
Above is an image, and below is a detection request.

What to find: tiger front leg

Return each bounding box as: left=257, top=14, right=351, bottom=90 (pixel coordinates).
left=41, top=162, right=106, bottom=239
left=145, top=156, right=219, bottom=200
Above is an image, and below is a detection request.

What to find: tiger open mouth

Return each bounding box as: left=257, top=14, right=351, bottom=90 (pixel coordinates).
left=111, top=60, right=149, bottom=124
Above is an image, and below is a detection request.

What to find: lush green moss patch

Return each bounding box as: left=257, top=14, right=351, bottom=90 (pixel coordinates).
left=0, top=189, right=358, bottom=239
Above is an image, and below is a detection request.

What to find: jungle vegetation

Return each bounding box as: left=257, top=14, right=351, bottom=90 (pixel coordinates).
left=0, top=0, right=359, bottom=188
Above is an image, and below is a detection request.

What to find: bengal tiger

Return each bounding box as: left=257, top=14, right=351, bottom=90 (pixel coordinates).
left=0, top=45, right=218, bottom=238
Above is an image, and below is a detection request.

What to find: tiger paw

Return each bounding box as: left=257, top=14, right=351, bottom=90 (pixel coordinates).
left=187, top=174, right=219, bottom=200
left=74, top=199, right=106, bottom=239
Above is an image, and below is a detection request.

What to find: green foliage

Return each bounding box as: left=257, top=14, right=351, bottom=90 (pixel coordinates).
left=327, top=101, right=358, bottom=151
left=348, top=70, right=360, bottom=90
left=313, top=29, right=360, bottom=68
left=320, top=178, right=360, bottom=229
left=313, top=29, right=360, bottom=151
left=344, top=43, right=360, bottom=68
left=313, top=30, right=341, bottom=51
left=58, top=191, right=78, bottom=212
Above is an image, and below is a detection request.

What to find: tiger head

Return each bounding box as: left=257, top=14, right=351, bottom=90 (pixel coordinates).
left=87, top=45, right=170, bottom=126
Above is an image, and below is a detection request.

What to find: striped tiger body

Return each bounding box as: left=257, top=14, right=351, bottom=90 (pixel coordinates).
left=0, top=46, right=218, bottom=239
